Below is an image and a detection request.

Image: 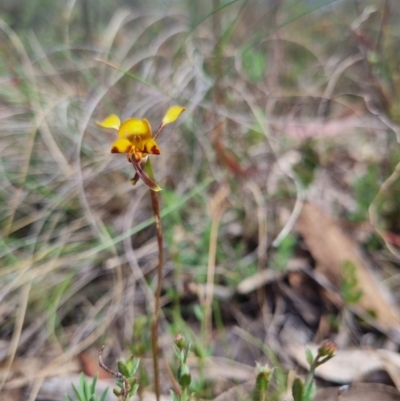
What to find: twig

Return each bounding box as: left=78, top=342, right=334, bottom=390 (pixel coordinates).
left=98, top=346, right=124, bottom=380
left=98, top=346, right=131, bottom=401
left=272, top=179, right=304, bottom=247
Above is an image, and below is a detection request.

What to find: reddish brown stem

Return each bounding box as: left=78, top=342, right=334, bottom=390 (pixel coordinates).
left=150, top=189, right=163, bottom=401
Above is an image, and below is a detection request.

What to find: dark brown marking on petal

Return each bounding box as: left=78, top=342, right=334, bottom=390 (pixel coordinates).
left=151, top=146, right=161, bottom=155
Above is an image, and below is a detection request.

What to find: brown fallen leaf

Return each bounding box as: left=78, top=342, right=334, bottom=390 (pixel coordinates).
left=313, top=383, right=400, bottom=401
left=296, top=202, right=400, bottom=330
left=379, top=349, right=400, bottom=391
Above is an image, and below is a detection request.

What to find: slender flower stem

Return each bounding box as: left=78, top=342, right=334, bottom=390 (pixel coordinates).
left=150, top=188, right=163, bottom=401
left=132, top=157, right=163, bottom=401
left=153, top=123, right=165, bottom=140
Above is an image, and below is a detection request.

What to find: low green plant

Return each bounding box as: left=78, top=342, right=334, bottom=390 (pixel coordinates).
left=242, top=47, right=266, bottom=83
left=247, top=340, right=336, bottom=401
left=65, top=373, right=108, bottom=401
left=252, top=363, right=273, bottom=401
left=98, top=346, right=139, bottom=401
left=171, top=334, right=194, bottom=401
left=113, top=358, right=140, bottom=400
left=271, top=234, right=297, bottom=271
left=292, top=340, right=336, bottom=401
left=350, top=164, right=379, bottom=223
left=293, top=142, right=319, bottom=189
left=341, top=261, right=363, bottom=305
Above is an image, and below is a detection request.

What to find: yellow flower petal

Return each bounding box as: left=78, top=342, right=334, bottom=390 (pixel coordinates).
left=162, top=106, right=186, bottom=125
left=110, top=138, right=132, bottom=153
left=141, top=138, right=161, bottom=155
left=97, top=114, right=121, bottom=130
left=119, top=118, right=152, bottom=140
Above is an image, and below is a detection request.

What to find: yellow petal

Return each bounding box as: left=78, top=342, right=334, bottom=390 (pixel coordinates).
left=119, top=118, right=152, bottom=139
left=110, top=138, right=132, bottom=153
left=141, top=138, right=161, bottom=155
left=162, top=106, right=186, bottom=125
left=96, top=114, right=121, bottom=130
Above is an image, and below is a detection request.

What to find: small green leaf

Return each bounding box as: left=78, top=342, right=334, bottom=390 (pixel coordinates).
left=183, top=342, right=191, bottom=364
left=90, top=375, right=97, bottom=396
left=193, top=304, right=204, bottom=321
left=341, top=261, right=363, bottom=305
left=72, top=382, right=84, bottom=401
left=65, top=395, right=74, bottom=401
left=306, top=348, right=314, bottom=366
left=170, top=390, right=180, bottom=401
left=131, top=358, right=140, bottom=375
left=242, top=47, right=266, bottom=83
left=173, top=345, right=181, bottom=360
left=128, top=383, right=139, bottom=398
left=82, top=376, right=90, bottom=401
left=128, top=377, right=137, bottom=389
left=99, top=388, right=108, bottom=401
left=78, top=374, right=90, bottom=401
left=118, top=361, right=130, bottom=377
left=292, top=378, right=304, bottom=401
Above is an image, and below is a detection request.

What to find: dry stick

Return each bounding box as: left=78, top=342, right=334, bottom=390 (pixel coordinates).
left=204, top=208, right=224, bottom=345
left=150, top=189, right=163, bottom=401
left=204, top=186, right=229, bottom=345
left=98, top=346, right=130, bottom=401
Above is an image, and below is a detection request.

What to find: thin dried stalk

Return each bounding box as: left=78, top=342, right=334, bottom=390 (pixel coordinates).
left=150, top=188, right=163, bottom=401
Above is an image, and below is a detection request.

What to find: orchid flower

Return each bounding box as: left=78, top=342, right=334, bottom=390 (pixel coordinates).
left=97, top=106, right=185, bottom=191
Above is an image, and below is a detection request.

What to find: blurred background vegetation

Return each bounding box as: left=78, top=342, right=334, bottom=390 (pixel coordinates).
left=2, top=0, right=400, bottom=400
